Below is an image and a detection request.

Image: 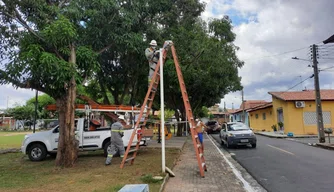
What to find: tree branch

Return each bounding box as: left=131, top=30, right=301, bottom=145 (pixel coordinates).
left=0, top=69, right=46, bottom=93
left=97, top=43, right=113, bottom=54
left=54, top=49, right=64, bottom=60
left=13, top=8, right=44, bottom=42
left=58, top=0, right=70, bottom=8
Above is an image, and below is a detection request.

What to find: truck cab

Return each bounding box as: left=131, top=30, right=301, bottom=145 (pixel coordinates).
left=21, top=118, right=150, bottom=161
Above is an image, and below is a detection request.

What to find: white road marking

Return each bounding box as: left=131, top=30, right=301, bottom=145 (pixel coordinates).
left=267, top=144, right=295, bottom=155
left=207, top=134, right=255, bottom=192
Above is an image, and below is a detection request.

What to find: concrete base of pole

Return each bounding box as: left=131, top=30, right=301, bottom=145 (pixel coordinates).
left=165, top=166, right=175, bottom=177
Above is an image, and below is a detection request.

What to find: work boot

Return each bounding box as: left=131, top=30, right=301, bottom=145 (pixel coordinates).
left=105, top=154, right=113, bottom=165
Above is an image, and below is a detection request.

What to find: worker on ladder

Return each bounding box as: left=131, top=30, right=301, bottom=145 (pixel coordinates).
left=105, top=115, right=126, bottom=165
left=195, top=119, right=207, bottom=153
left=145, top=40, right=160, bottom=87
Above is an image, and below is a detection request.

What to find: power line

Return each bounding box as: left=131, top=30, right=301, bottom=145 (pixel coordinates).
left=284, top=75, right=313, bottom=92
left=319, top=65, right=334, bottom=71
left=243, top=46, right=309, bottom=61
left=242, top=41, right=324, bottom=61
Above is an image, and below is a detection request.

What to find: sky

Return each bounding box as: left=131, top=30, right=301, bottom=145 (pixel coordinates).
left=1, top=0, right=334, bottom=110
left=201, top=0, right=334, bottom=109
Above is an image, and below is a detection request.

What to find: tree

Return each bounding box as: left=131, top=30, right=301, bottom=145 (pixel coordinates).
left=82, top=1, right=243, bottom=136
left=26, top=94, right=56, bottom=119
left=6, top=104, right=34, bottom=124
left=0, top=0, right=135, bottom=167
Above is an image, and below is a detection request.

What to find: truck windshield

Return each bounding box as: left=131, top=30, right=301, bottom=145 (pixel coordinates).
left=228, top=123, right=249, bottom=131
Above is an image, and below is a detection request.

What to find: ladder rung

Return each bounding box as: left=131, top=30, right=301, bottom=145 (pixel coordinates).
left=197, top=144, right=201, bottom=148
left=194, top=135, right=198, bottom=138
left=202, top=162, right=206, bottom=168
left=129, top=149, right=138, bottom=153
left=125, top=157, right=135, bottom=162
left=200, top=153, right=203, bottom=158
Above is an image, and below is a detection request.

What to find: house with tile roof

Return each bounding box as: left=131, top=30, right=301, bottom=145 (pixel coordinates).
left=230, top=100, right=268, bottom=126
left=208, top=104, right=231, bottom=123
left=248, top=89, right=334, bottom=135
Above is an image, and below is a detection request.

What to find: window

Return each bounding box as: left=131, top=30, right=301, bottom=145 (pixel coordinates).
left=255, top=114, right=258, bottom=119
left=263, top=113, right=266, bottom=120
left=303, top=111, right=331, bottom=125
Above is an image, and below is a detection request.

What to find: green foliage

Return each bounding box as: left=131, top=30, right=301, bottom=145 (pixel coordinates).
left=271, top=124, right=277, bottom=132
left=198, top=106, right=209, bottom=118
left=157, top=109, right=175, bottom=120
left=0, top=0, right=243, bottom=130
left=41, top=15, right=77, bottom=47
left=278, top=122, right=284, bottom=128
left=26, top=94, right=56, bottom=119
left=140, top=174, right=162, bottom=184
left=6, top=104, right=34, bottom=121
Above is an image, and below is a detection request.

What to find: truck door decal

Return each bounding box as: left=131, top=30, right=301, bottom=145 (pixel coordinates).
left=84, top=135, right=100, bottom=139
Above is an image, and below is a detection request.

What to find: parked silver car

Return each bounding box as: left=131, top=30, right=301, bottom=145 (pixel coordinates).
left=220, top=122, right=257, bottom=148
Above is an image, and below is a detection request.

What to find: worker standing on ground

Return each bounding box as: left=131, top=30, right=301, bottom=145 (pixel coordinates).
left=105, top=115, right=125, bottom=165
left=145, top=40, right=160, bottom=87
left=195, top=119, right=207, bottom=153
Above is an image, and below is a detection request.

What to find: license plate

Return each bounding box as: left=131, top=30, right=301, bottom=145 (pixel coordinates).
left=240, top=139, right=249, bottom=143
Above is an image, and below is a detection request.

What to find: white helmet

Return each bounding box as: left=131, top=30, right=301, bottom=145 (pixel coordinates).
left=149, top=40, right=157, bottom=46
left=118, top=115, right=125, bottom=120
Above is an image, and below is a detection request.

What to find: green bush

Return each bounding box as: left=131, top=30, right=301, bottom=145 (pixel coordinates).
left=271, top=124, right=277, bottom=132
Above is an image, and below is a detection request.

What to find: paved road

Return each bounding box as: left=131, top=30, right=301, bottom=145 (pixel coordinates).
left=211, top=134, right=334, bottom=192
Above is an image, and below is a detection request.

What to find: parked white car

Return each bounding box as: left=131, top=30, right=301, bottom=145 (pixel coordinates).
left=220, top=122, right=257, bottom=148
left=21, top=118, right=150, bottom=161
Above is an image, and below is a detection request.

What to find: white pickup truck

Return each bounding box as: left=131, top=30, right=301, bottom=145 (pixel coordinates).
left=21, top=118, right=150, bottom=161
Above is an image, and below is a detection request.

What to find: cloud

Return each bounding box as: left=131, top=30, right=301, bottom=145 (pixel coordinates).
left=0, top=84, right=36, bottom=109
left=202, top=0, right=334, bottom=109
left=2, top=0, right=334, bottom=111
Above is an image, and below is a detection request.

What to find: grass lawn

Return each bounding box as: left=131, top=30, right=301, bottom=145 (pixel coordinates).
left=0, top=147, right=180, bottom=192
left=0, top=135, right=25, bottom=149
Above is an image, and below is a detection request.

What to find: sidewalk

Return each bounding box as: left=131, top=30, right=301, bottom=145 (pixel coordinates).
left=255, top=131, right=318, bottom=138
left=146, top=136, right=187, bottom=149
left=163, top=134, right=246, bottom=192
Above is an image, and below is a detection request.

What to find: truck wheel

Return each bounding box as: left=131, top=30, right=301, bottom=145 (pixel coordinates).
left=28, top=143, right=47, bottom=161
left=103, top=141, right=121, bottom=157
left=103, top=141, right=111, bottom=157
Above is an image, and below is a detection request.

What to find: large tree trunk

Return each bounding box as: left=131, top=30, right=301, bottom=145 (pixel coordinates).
left=55, top=44, right=78, bottom=167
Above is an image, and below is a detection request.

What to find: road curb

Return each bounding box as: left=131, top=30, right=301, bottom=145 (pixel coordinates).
left=316, top=143, right=334, bottom=151
left=255, top=132, right=318, bottom=139
left=208, top=134, right=267, bottom=192
left=0, top=148, right=20, bottom=154
left=159, top=136, right=188, bottom=192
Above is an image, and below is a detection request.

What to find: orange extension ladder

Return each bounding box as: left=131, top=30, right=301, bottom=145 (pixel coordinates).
left=120, top=41, right=207, bottom=177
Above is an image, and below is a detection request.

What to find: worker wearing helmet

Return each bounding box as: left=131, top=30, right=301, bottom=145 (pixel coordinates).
left=105, top=115, right=125, bottom=165
left=145, top=40, right=160, bottom=87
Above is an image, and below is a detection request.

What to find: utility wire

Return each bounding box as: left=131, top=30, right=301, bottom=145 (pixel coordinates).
left=283, top=75, right=314, bottom=92
left=242, top=41, right=324, bottom=61
left=243, top=46, right=309, bottom=61
left=319, top=66, right=334, bottom=71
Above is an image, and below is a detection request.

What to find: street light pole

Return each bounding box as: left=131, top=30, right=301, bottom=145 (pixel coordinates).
left=33, top=90, right=38, bottom=133
left=312, top=44, right=325, bottom=143
left=242, top=89, right=245, bottom=123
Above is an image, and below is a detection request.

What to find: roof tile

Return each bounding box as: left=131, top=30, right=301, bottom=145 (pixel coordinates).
left=269, top=90, right=334, bottom=101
